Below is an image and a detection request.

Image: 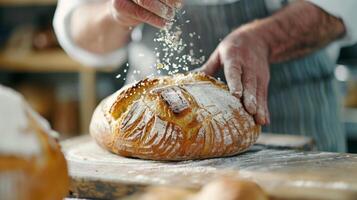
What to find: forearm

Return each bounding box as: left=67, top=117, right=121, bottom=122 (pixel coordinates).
left=70, top=1, right=131, bottom=54
left=245, top=0, right=346, bottom=63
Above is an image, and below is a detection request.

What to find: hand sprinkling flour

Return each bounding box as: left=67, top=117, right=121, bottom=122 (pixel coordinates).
left=116, top=9, right=206, bottom=81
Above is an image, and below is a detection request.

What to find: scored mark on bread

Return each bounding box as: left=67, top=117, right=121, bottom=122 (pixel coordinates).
left=156, top=86, right=190, bottom=114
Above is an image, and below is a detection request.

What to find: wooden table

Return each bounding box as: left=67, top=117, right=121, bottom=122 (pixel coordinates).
left=62, top=134, right=357, bottom=200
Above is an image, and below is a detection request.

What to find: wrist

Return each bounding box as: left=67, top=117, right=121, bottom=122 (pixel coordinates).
left=70, top=1, right=132, bottom=54
left=234, top=22, right=271, bottom=62
left=239, top=1, right=346, bottom=64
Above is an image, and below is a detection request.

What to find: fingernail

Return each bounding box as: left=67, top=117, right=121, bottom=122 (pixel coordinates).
left=257, top=107, right=266, bottom=124
left=161, top=6, right=175, bottom=20
left=164, top=21, right=173, bottom=29
left=167, top=9, right=175, bottom=19
left=231, top=90, right=242, bottom=98
left=228, top=83, right=242, bottom=98
left=244, top=91, right=257, bottom=114
left=266, top=111, right=271, bottom=124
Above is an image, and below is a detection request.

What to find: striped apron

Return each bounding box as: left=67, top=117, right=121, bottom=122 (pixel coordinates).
left=127, top=0, right=346, bottom=152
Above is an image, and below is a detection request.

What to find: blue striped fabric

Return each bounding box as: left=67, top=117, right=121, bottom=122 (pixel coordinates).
left=265, top=51, right=346, bottom=152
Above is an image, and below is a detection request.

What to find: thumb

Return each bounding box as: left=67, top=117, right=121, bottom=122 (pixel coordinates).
left=195, top=49, right=221, bottom=76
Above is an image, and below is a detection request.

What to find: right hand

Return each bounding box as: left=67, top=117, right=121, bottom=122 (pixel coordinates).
left=110, top=0, right=182, bottom=28
left=197, top=26, right=271, bottom=125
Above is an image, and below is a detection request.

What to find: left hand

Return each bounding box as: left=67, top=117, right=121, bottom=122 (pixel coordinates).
left=197, top=26, right=270, bottom=125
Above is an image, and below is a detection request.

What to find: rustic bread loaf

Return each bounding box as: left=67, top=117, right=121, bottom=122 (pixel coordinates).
left=0, top=85, right=69, bottom=200
left=134, top=178, right=268, bottom=200
left=192, top=178, right=268, bottom=200
left=90, top=73, right=260, bottom=160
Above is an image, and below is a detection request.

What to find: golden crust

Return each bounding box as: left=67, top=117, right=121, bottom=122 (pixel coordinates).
left=90, top=73, right=260, bottom=161
left=0, top=111, right=69, bottom=200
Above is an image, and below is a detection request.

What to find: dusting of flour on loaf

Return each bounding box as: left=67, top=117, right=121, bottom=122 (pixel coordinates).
left=144, top=116, right=167, bottom=146
left=0, top=172, right=26, bottom=200
left=107, top=73, right=260, bottom=160
left=183, top=83, right=256, bottom=148
left=0, top=85, right=42, bottom=158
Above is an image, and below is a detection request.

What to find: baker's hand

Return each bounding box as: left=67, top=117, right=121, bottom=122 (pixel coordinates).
left=110, top=0, right=182, bottom=28
left=198, top=27, right=270, bottom=125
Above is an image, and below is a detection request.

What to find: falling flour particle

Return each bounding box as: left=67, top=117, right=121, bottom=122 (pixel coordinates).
left=115, top=11, right=206, bottom=81
left=153, top=10, right=206, bottom=75
left=157, top=63, right=164, bottom=69
left=115, top=63, right=130, bottom=80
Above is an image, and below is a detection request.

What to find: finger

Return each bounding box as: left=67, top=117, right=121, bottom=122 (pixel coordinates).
left=223, top=58, right=243, bottom=98
left=242, top=63, right=257, bottom=115
left=265, top=106, right=271, bottom=125
left=264, top=73, right=271, bottom=124
left=132, top=0, right=175, bottom=20
left=112, top=13, right=141, bottom=27
left=159, top=0, right=183, bottom=8
left=112, top=0, right=167, bottom=28
left=197, top=49, right=221, bottom=76
left=254, top=78, right=268, bottom=125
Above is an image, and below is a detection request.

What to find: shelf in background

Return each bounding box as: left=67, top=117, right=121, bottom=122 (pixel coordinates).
left=0, top=49, right=120, bottom=73
left=0, top=48, right=127, bottom=134
left=0, top=0, right=56, bottom=6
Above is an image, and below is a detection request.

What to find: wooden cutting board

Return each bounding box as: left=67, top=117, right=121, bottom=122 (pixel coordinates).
left=62, top=135, right=357, bottom=200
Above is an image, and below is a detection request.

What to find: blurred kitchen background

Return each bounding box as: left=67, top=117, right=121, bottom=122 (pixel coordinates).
left=0, top=0, right=128, bottom=139
left=1, top=0, right=357, bottom=152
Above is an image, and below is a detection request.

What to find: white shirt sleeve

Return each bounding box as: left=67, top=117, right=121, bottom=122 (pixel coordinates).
left=265, top=0, right=357, bottom=62
left=53, top=0, right=127, bottom=68
left=307, top=0, right=357, bottom=48
left=265, top=0, right=357, bottom=48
